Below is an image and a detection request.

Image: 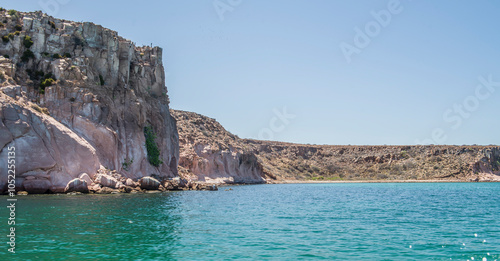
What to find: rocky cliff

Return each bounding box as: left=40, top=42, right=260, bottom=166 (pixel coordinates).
left=0, top=10, right=178, bottom=193
left=1, top=9, right=498, bottom=194
left=173, top=110, right=500, bottom=183
left=172, top=110, right=267, bottom=183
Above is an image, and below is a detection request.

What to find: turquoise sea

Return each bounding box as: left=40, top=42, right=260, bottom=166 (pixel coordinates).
left=1, top=183, right=499, bottom=260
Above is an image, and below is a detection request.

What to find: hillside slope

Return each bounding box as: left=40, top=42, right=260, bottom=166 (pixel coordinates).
left=172, top=109, right=267, bottom=183
left=173, top=109, right=500, bottom=183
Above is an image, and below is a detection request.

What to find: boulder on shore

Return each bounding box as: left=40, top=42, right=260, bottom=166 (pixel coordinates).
left=96, top=174, right=118, bottom=188
left=125, top=178, right=136, bottom=187
left=64, top=178, right=89, bottom=193
left=139, top=176, right=160, bottom=190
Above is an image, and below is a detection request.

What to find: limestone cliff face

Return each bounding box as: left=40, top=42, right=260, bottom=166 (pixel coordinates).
left=0, top=10, right=178, bottom=193
left=173, top=109, right=500, bottom=183
left=172, top=110, right=266, bottom=184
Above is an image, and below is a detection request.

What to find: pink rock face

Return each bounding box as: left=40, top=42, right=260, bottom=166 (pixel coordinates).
left=0, top=92, right=101, bottom=193
left=0, top=11, right=180, bottom=194
left=172, top=110, right=267, bottom=184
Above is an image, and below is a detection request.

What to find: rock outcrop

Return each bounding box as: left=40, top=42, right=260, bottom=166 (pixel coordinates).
left=0, top=10, right=178, bottom=193
left=95, top=174, right=118, bottom=189
left=173, top=109, right=500, bottom=183
left=172, top=110, right=267, bottom=184
left=250, top=141, right=500, bottom=182
left=139, top=176, right=160, bottom=190
left=64, top=178, right=89, bottom=193
left=0, top=90, right=100, bottom=192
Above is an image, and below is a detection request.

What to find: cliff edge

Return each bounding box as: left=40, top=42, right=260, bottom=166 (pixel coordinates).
left=0, top=10, right=178, bottom=193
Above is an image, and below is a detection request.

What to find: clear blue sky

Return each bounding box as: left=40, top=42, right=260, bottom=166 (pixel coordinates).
left=4, top=0, right=500, bottom=145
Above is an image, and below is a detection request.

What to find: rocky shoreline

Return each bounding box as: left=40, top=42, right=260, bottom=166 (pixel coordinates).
left=10, top=178, right=500, bottom=196
left=14, top=167, right=217, bottom=195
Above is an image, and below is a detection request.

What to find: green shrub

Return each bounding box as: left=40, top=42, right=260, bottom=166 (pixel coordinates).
left=42, top=52, right=49, bottom=57
left=1, top=35, right=8, bottom=43
left=3, top=54, right=9, bottom=58
left=23, top=35, right=33, bottom=48
left=52, top=53, right=62, bottom=59
left=48, top=21, right=56, bottom=29
left=13, top=31, right=20, bottom=36
left=63, top=52, right=71, bottom=58
left=40, top=78, right=55, bottom=90
left=7, top=33, right=14, bottom=39
left=0, top=22, right=4, bottom=27
left=0, top=8, right=5, bottom=12
left=8, top=10, right=17, bottom=16
left=99, top=74, right=105, bottom=85
left=122, top=158, right=134, bottom=171
left=144, top=126, right=162, bottom=167
left=21, top=49, right=34, bottom=62
left=14, top=24, right=22, bottom=31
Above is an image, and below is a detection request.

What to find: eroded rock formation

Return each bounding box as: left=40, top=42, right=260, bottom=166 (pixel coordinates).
left=173, top=109, right=500, bottom=183
left=0, top=10, right=178, bottom=193
left=172, top=110, right=268, bottom=184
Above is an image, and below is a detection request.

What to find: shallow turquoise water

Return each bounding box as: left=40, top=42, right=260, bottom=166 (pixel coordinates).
left=1, top=183, right=499, bottom=260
